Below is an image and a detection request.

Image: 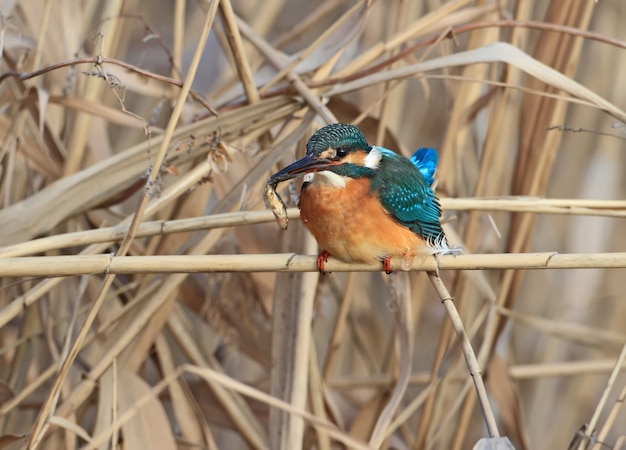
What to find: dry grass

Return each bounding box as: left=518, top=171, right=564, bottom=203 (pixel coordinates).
left=1, top=0, right=625, bottom=449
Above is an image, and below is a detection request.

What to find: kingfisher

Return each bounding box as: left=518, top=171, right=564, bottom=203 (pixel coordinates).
left=268, top=123, right=459, bottom=273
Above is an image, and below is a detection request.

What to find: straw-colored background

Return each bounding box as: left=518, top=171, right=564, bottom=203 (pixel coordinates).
left=0, top=0, right=625, bottom=449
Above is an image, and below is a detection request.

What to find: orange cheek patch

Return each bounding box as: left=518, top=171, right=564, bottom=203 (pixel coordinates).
left=316, top=149, right=369, bottom=165
left=343, top=150, right=368, bottom=166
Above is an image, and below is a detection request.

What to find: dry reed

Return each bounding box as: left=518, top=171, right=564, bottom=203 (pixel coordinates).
left=1, top=1, right=625, bottom=449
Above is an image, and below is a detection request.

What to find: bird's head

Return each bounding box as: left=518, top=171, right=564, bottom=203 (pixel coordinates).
left=269, top=123, right=382, bottom=185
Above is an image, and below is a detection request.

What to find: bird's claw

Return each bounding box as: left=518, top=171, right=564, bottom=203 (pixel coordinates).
left=317, top=251, right=331, bottom=274
left=383, top=257, right=392, bottom=274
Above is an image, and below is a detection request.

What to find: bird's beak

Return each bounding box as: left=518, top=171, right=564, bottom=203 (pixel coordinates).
left=268, top=154, right=337, bottom=184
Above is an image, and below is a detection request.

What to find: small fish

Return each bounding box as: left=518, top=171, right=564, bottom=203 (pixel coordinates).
left=264, top=182, right=289, bottom=230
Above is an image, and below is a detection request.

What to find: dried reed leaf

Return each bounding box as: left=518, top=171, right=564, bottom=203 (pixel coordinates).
left=269, top=226, right=318, bottom=449
left=63, top=0, right=125, bottom=176
left=168, top=308, right=269, bottom=449
left=52, top=95, right=149, bottom=130
left=0, top=380, right=14, bottom=407
left=264, top=0, right=369, bottom=83
left=154, top=335, right=209, bottom=447
left=113, top=370, right=177, bottom=450
left=500, top=308, right=626, bottom=352
left=47, top=416, right=92, bottom=444
left=487, top=356, right=531, bottom=449
left=182, top=365, right=371, bottom=450
left=369, top=274, right=413, bottom=448
left=307, top=341, right=331, bottom=450
left=0, top=434, right=26, bottom=449
left=348, top=393, right=388, bottom=442
left=327, top=43, right=626, bottom=122
left=92, top=368, right=115, bottom=450
left=0, top=96, right=302, bottom=245
left=333, top=0, right=474, bottom=76
left=34, top=87, right=48, bottom=139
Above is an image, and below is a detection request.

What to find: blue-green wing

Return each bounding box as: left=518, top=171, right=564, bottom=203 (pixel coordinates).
left=370, top=147, right=444, bottom=243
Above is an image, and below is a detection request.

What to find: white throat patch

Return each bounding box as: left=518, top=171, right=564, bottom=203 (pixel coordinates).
left=305, top=170, right=346, bottom=188
left=364, top=146, right=383, bottom=169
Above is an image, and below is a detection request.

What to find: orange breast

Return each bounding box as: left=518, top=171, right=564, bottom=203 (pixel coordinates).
left=299, top=178, right=427, bottom=263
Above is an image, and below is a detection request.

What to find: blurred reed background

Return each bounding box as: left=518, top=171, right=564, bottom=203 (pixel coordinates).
left=0, top=0, right=625, bottom=449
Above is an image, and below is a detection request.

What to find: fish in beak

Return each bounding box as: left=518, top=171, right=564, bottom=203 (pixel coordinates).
left=265, top=153, right=339, bottom=229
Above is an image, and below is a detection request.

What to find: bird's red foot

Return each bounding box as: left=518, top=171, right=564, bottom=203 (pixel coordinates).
left=383, top=257, right=392, bottom=274
left=317, top=250, right=331, bottom=274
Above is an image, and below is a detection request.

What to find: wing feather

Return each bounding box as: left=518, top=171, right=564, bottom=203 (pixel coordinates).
left=370, top=147, right=445, bottom=244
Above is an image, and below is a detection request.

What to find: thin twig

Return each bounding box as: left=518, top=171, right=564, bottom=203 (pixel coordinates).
left=3, top=252, right=626, bottom=282
left=592, top=379, right=626, bottom=450
left=369, top=274, right=413, bottom=447
left=0, top=56, right=217, bottom=115
left=234, top=16, right=337, bottom=123
left=307, top=19, right=626, bottom=89
left=219, top=0, right=261, bottom=104
left=427, top=271, right=500, bottom=438
left=585, top=340, right=626, bottom=450
left=325, top=358, right=626, bottom=388
left=2, top=197, right=624, bottom=258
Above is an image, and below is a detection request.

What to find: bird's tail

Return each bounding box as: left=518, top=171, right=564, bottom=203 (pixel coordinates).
left=410, top=148, right=438, bottom=186
left=426, top=232, right=463, bottom=256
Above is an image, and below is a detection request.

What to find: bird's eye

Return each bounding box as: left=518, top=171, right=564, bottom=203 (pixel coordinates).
left=336, top=146, right=348, bottom=158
